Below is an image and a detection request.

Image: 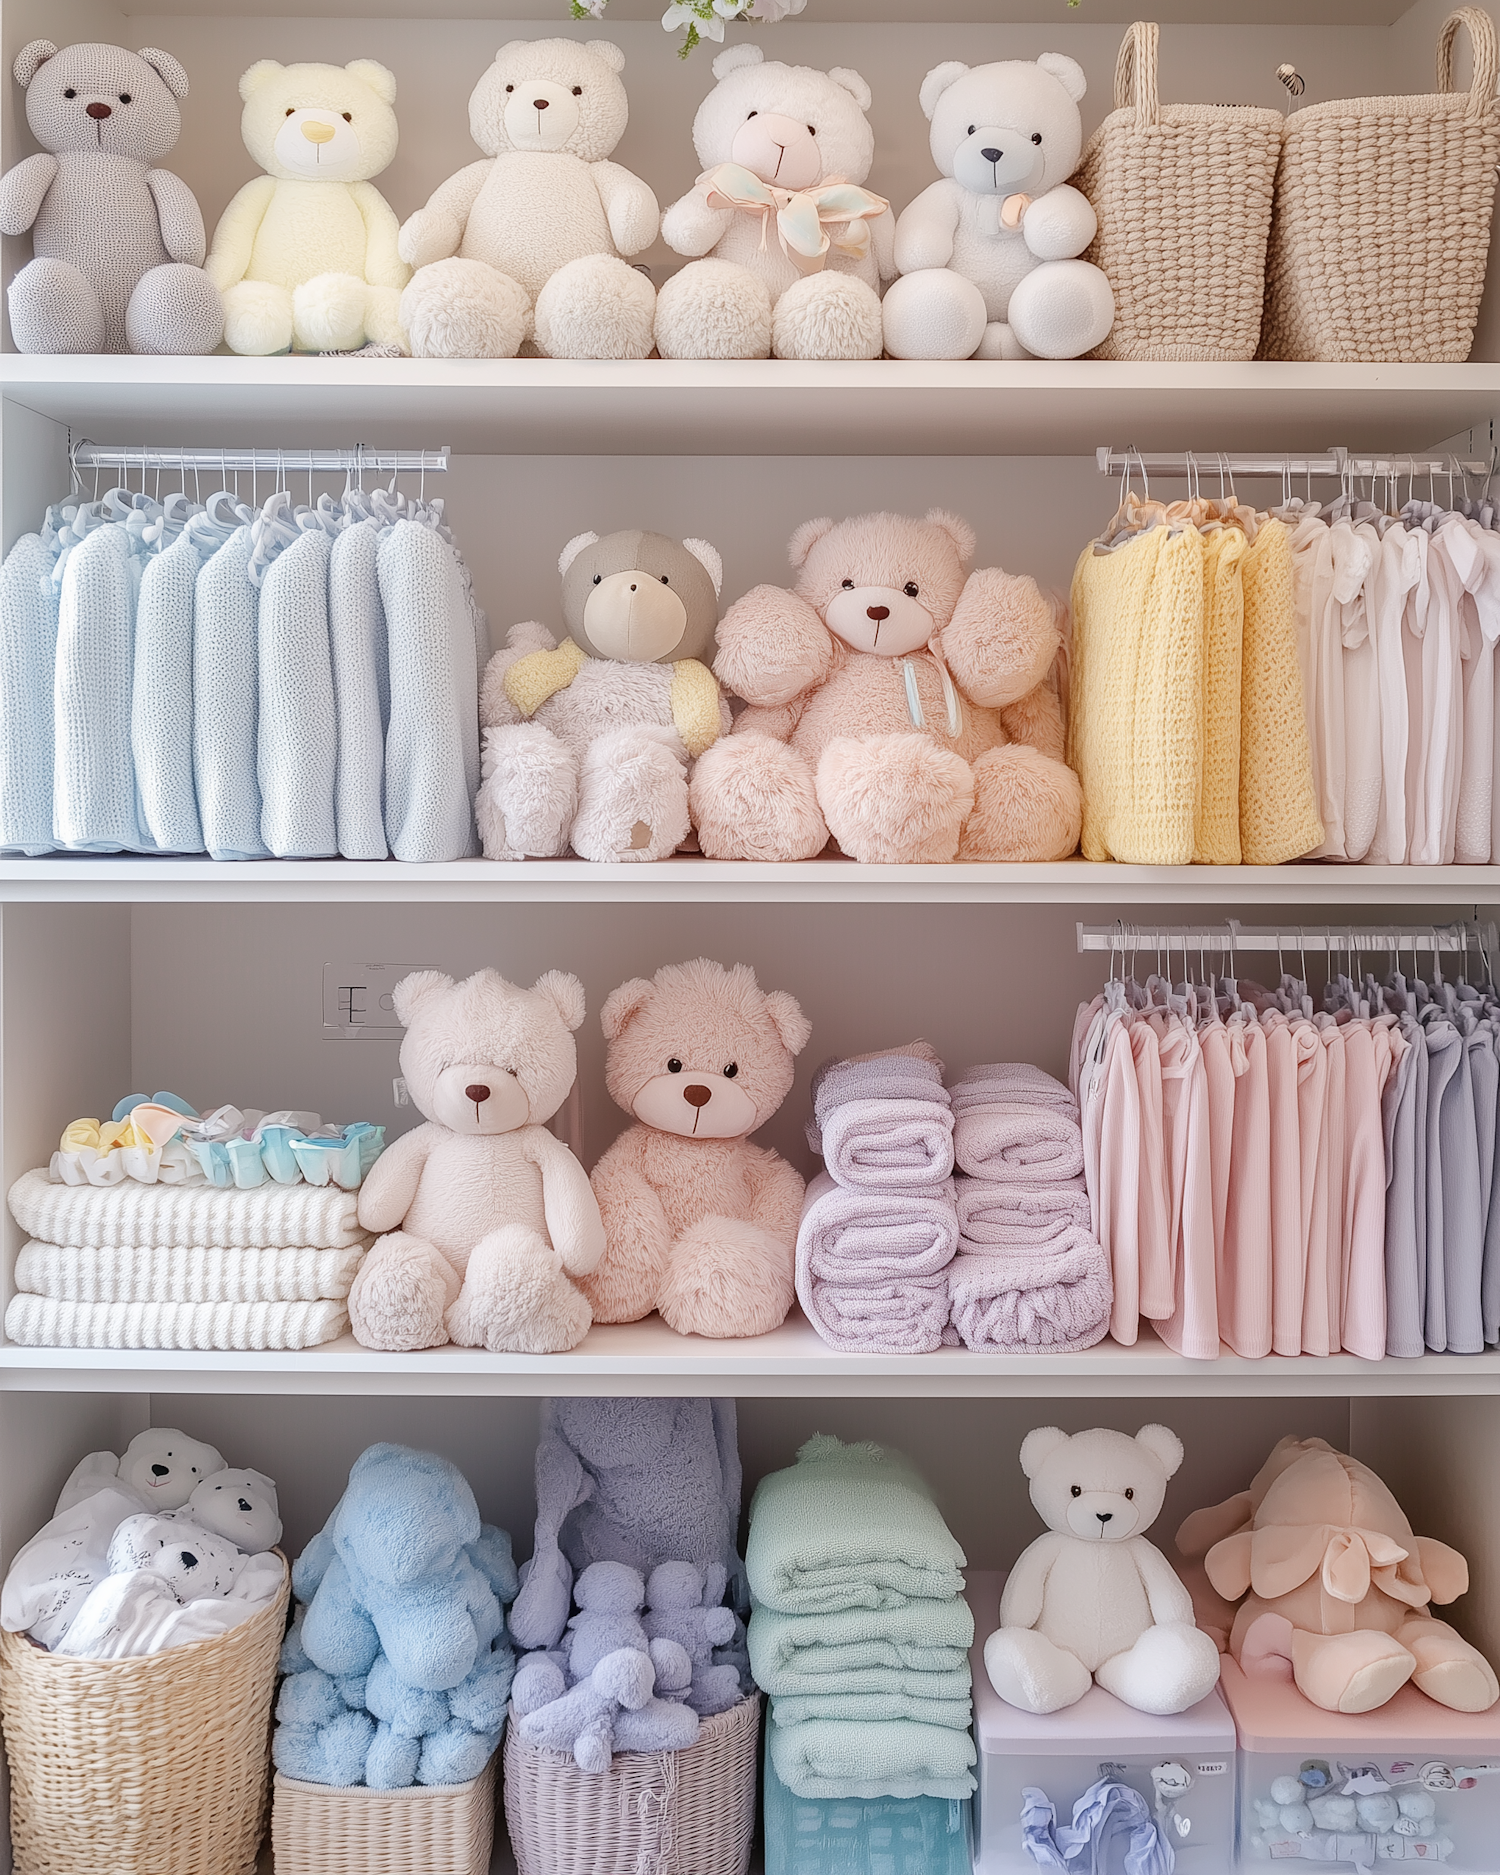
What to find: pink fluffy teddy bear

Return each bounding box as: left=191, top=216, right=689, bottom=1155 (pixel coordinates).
left=689, top=508, right=1082, bottom=863
left=582, top=958, right=810, bottom=1340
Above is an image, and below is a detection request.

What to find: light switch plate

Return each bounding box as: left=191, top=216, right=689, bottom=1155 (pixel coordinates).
left=322, top=963, right=433, bottom=1040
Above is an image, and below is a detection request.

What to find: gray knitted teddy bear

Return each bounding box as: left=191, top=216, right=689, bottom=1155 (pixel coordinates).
left=0, top=40, right=223, bottom=354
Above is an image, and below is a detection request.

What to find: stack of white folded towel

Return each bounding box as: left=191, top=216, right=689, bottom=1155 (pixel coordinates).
left=5, top=1169, right=367, bottom=1350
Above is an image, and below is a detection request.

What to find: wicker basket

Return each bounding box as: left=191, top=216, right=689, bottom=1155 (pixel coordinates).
left=271, top=1749, right=497, bottom=1875
left=1074, top=21, right=1283, bottom=361
left=0, top=1555, right=288, bottom=1875
left=504, top=1692, right=760, bottom=1875
left=1259, top=7, right=1500, bottom=361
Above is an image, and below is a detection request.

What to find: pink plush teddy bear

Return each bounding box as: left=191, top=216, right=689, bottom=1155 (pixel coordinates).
left=689, top=508, right=1082, bottom=864
left=583, top=958, right=810, bottom=1340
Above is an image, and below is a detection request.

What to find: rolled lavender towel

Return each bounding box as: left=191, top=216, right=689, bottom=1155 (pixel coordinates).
left=956, top=1177, right=1091, bottom=1249
left=806, top=1047, right=948, bottom=1155
left=946, top=1232, right=1112, bottom=1354
left=796, top=1171, right=957, bottom=1355
left=949, top=1063, right=1076, bottom=1115
left=819, top=1101, right=955, bottom=1192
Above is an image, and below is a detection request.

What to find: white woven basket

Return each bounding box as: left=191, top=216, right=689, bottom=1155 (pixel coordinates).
left=1259, top=6, right=1500, bottom=361
left=503, top=1693, right=760, bottom=1875
left=0, top=1556, right=288, bottom=1875
left=1074, top=21, right=1283, bottom=361
left=271, top=1749, right=497, bottom=1875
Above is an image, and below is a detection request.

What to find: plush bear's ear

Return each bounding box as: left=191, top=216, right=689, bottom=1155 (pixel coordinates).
left=1038, top=51, right=1087, bottom=103
left=919, top=61, right=969, bottom=121
left=601, top=977, right=654, bottom=1042
left=763, top=989, right=811, bottom=1058
left=239, top=59, right=285, bottom=102
left=533, top=969, right=587, bottom=1033
left=345, top=59, right=396, bottom=105
left=558, top=531, right=599, bottom=577
left=682, top=537, right=723, bottom=598
left=1135, top=1423, right=1185, bottom=1479
left=138, top=47, right=190, bottom=100
left=924, top=508, right=976, bottom=564
left=14, top=40, right=57, bottom=87
left=713, top=43, right=764, bottom=80
left=1019, top=1425, right=1069, bottom=1479
left=586, top=40, right=626, bottom=74
left=828, top=67, right=872, bottom=112
left=788, top=517, right=835, bottom=569
left=392, top=969, right=453, bottom=1027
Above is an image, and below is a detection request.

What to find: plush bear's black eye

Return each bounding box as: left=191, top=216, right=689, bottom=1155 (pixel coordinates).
left=1070, top=1485, right=1081, bottom=1497
left=506, top=84, right=514, bottom=93
left=1124, top=1487, right=1134, bottom=1500
left=285, top=107, right=295, bottom=116
left=724, top=1063, right=738, bottom=1078
left=572, top=86, right=583, bottom=96
left=342, top=112, right=352, bottom=122
left=660, top=574, right=669, bottom=584
left=593, top=573, right=602, bottom=585
left=667, top=1058, right=683, bottom=1073
left=904, top=582, right=919, bottom=598
left=808, top=126, right=816, bottom=135
left=180, top=1551, right=198, bottom=1569
left=841, top=578, right=854, bottom=590
left=747, top=111, right=758, bottom=119
left=118, top=93, right=131, bottom=104
left=967, top=125, right=976, bottom=136
left=63, top=88, right=76, bottom=99
left=1031, top=132, right=1043, bottom=145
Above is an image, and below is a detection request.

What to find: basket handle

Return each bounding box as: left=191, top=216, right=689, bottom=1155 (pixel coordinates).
left=1114, top=21, right=1161, bottom=131
left=1437, top=7, right=1499, bottom=121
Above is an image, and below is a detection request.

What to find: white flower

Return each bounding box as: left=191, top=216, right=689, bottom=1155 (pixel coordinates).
left=747, top=0, right=806, bottom=16
left=577, top=0, right=610, bottom=14
left=712, top=0, right=752, bottom=14
left=662, top=0, right=725, bottom=33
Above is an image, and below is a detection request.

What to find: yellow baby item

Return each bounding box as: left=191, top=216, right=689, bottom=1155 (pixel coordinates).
left=1238, top=518, right=1324, bottom=865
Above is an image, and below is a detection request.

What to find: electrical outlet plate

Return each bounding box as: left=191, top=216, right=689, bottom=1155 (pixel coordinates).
left=322, top=963, right=433, bottom=1040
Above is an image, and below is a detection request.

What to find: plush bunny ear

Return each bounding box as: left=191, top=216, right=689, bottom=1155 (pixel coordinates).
left=587, top=40, right=626, bottom=74
left=392, top=970, right=453, bottom=1026
left=828, top=67, right=871, bottom=112
left=920, top=61, right=969, bottom=120
left=1135, top=1423, right=1185, bottom=1479
left=533, top=970, right=587, bottom=1033
left=14, top=40, right=57, bottom=87
left=924, top=509, right=976, bottom=564
left=1038, top=51, right=1087, bottom=103
left=1019, top=1426, right=1070, bottom=1479
left=558, top=531, right=599, bottom=576
left=713, top=43, right=764, bottom=80
left=682, top=537, right=723, bottom=598
left=345, top=58, right=396, bottom=104
left=788, top=517, right=835, bottom=569
left=138, top=47, right=190, bottom=99
left=601, top=977, right=654, bottom=1042
left=239, top=59, right=285, bottom=101
left=763, top=989, right=811, bottom=1057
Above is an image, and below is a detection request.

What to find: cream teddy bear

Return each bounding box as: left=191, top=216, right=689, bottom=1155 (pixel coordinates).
left=655, top=45, right=893, bottom=362
left=347, top=967, right=604, bottom=1355
left=883, top=56, right=1114, bottom=362
left=985, top=1424, right=1221, bottom=1717
left=207, top=58, right=408, bottom=356
left=397, top=39, right=658, bottom=361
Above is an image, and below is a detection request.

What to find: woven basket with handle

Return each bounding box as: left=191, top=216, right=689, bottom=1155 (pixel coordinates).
left=1074, top=21, right=1284, bottom=361
left=504, top=1691, right=760, bottom=1875
left=0, top=1554, right=288, bottom=1875
left=271, top=1748, right=497, bottom=1875
left=1259, top=6, right=1500, bottom=361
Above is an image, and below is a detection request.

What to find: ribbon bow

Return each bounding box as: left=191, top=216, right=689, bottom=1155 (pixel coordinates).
left=698, top=163, right=888, bottom=273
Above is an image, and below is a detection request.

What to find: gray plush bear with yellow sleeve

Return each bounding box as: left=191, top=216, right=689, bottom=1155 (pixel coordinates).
left=0, top=40, right=223, bottom=354
left=477, top=529, right=729, bottom=864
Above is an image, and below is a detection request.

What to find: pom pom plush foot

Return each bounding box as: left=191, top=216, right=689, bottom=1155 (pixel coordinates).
left=221, top=278, right=293, bottom=356
left=7, top=258, right=105, bottom=355
left=817, top=732, right=974, bottom=864
left=690, top=733, right=828, bottom=861
left=1007, top=258, right=1114, bottom=361
left=1094, top=1620, right=1221, bottom=1717
left=401, top=258, right=529, bottom=361
left=347, top=1231, right=460, bottom=1353
left=572, top=727, right=690, bottom=863
left=533, top=253, right=655, bottom=361
left=292, top=271, right=372, bottom=354
left=960, top=741, right=1081, bottom=861
left=881, top=268, right=987, bottom=361
left=477, top=722, right=579, bottom=859
left=772, top=271, right=883, bottom=362
left=125, top=263, right=224, bottom=355
left=658, top=1215, right=796, bottom=1340
left=654, top=259, right=771, bottom=361
left=443, top=1224, right=592, bottom=1355
left=983, top=1626, right=1092, bottom=1715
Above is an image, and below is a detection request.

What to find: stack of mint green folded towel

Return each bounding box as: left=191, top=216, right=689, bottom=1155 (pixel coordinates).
left=746, top=1434, right=976, bottom=1801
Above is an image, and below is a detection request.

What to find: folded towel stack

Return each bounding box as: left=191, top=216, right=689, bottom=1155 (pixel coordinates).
left=797, top=1046, right=959, bottom=1355
left=945, top=1065, right=1112, bottom=1355
left=5, top=1169, right=366, bottom=1350
left=747, top=1435, right=976, bottom=1802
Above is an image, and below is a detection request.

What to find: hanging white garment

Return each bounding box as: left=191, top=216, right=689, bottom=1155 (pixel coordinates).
left=1368, top=523, right=1421, bottom=865
left=0, top=511, right=64, bottom=854
left=328, top=514, right=389, bottom=861
left=132, top=496, right=204, bottom=853
left=193, top=504, right=267, bottom=862
left=1444, top=517, right=1500, bottom=865
left=1331, top=517, right=1381, bottom=862
left=256, top=510, right=337, bottom=860
left=1289, top=513, right=1345, bottom=857
left=1410, top=522, right=1464, bottom=867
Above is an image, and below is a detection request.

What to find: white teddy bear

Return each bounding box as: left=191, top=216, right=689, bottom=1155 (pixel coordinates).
left=57, top=1426, right=226, bottom=1514
left=654, top=45, right=894, bottom=362
left=207, top=59, right=408, bottom=356
left=985, top=1424, right=1221, bottom=1717
left=882, top=56, right=1114, bottom=362
left=398, top=39, right=658, bottom=361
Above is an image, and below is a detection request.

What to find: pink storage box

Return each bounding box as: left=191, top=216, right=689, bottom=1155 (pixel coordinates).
left=1221, top=1657, right=1500, bottom=1871
left=966, top=1571, right=1236, bottom=1875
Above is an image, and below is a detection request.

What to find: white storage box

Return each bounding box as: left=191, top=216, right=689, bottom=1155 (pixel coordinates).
left=967, top=1571, right=1236, bottom=1875
left=1221, top=1657, right=1500, bottom=1871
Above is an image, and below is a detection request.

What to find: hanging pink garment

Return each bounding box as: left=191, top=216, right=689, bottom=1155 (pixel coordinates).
left=1132, top=1016, right=1173, bottom=1323
left=1303, top=1017, right=1346, bottom=1357
left=1263, top=1012, right=1306, bottom=1356
left=1152, top=1010, right=1220, bottom=1360
left=1219, top=1013, right=1272, bottom=1358
left=1339, top=1014, right=1399, bottom=1361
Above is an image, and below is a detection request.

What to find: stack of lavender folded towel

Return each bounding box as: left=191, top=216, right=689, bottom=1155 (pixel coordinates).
left=944, top=1064, right=1112, bottom=1354
left=795, top=1046, right=958, bottom=1355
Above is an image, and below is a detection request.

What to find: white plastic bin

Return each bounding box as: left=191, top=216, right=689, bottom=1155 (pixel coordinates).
left=966, top=1571, right=1236, bottom=1875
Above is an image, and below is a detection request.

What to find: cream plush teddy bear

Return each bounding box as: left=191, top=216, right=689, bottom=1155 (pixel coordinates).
left=397, top=39, right=658, bottom=361
left=206, top=58, right=408, bottom=356
left=347, top=968, right=605, bottom=1355
left=985, top=1424, right=1221, bottom=1717
left=882, top=56, right=1114, bottom=362
left=654, top=45, right=893, bottom=362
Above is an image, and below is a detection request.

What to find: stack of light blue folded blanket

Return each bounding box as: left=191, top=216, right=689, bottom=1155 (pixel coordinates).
left=746, top=1434, right=976, bottom=1801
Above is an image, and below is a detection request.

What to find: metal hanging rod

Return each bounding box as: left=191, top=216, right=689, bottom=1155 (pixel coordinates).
left=1096, top=447, right=1492, bottom=481
left=69, top=442, right=450, bottom=474
left=1076, top=919, right=1482, bottom=956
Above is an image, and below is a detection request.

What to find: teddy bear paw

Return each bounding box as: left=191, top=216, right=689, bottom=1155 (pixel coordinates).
left=881, top=268, right=988, bottom=362
left=690, top=734, right=828, bottom=861
left=817, top=733, right=974, bottom=864
left=125, top=264, right=224, bottom=357
left=533, top=255, right=656, bottom=361
left=658, top=1216, right=795, bottom=1339
left=401, top=259, right=530, bottom=361
left=478, top=723, right=579, bottom=859
left=292, top=272, right=370, bottom=353
left=347, top=1231, right=459, bottom=1351
left=8, top=258, right=106, bottom=355
left=1291, top=1629, right=1415, bottom=1715
left=1095, top=1621, right=1222, bottom=1716
left=572, top=728, right=690, bottom=863
left=984, top=1626, right=1092, bottom=1714
left=655, top=259, right=772, bottom=361
left=221, top=279, right=294, bottom=357
left=772, top=273, right=884, bottom=363
left=961, top=743, right=1082, bottom=862
left=1006, top=259, right=1115, bottom=361
left=446, top=1225, right=593, bottom=1354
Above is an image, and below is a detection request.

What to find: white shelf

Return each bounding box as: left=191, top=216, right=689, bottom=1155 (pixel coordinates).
left=8, top=358, right=1498, bottom=457
left=131, top=0, right=1406, bottom=20
left=3, top=1314, right=1497, bottom=1397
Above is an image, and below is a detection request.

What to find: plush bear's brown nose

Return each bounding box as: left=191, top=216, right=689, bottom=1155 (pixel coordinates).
left=683, top=1085, right=712, bottom=1108
left=867, top=605, right=890, bottom=621
left=533, top=98, right=550, bottom=110
left=87, top=101, right=112, bottom=119
left=465, top=1083, right=491, bottom=1104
